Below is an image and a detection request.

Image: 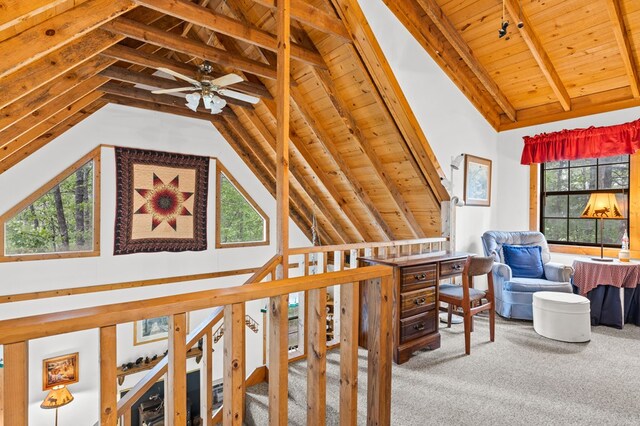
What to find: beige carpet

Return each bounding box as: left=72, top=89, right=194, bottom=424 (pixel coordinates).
left=245, top=316, right=640, bottom=425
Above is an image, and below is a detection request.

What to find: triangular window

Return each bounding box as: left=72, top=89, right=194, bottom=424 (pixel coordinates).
left=0, top=148, right=100, bottom=261
left=216, top=163, right=268, bottom=247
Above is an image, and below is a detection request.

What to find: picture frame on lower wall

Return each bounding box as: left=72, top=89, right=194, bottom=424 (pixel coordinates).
left=464, top=154, right=492, bottom=207
left=134, top=314, right=189, bottom=346
left=43, top=352, right=79, bottom=390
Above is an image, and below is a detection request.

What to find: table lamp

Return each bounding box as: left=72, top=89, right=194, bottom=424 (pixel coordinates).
left=580, top=193, right=624, bottom=262
left=41, top=385, right=74, bottom=426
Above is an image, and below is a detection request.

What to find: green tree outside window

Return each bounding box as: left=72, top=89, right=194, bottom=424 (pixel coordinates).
left=219, top=174, right=266, bottom=244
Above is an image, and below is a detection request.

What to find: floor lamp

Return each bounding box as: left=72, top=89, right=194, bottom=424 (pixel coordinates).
left=580, top=193, right=624, bottom=262
left=41, top=385, right=74, bottom=426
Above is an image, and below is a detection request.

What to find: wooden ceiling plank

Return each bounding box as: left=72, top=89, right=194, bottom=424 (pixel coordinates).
left=0, top=76, right=108, bottom=150
left=99, top=45, right=272, bottom=98
left=605, top=0, right=640, bottom=98
left=332, top=0, right=450, bottom=204
left=236, top=107, right=358, bottom=242
left=102, top=17, right=278, bottom=79
left=382, top=0, right=501, bottom=129
left=0, top=8, right=165, bottom=110
left=99, top=81, right=233, bottom=116
left=135, top=0, right=326, bottom=68
left=225, top=113, right=346, bottom=243
left=99, top=66, right=255, bottom=108
left=308, top=67, right=425, bottom=238
left=0, top=0, right=68, bottom=33
left=410, top=0, right=516, bottom=121
left=0, top=56, right=113, bottom=133
left=0, top=0, right=136, bottom=79
left=503, top=0, right=571, bottom=111
left=251, top=0, right=351, bottom=43
left=0, top=92, right=105, bottom=172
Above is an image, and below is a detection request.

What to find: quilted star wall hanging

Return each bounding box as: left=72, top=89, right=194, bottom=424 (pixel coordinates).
left=114, top=147, right=209, bottom=254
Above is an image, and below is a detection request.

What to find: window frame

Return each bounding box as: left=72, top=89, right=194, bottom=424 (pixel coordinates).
left=215, top=161, right=270, bottom=249
left=539, top=155, right=630, bottom=248
left=0, top=147, right=101, bottom=262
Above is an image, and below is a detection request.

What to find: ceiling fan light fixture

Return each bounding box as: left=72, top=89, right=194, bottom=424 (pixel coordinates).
left=202, top=93, right=213, bottom=110
left=185, top=92, right=200, bottom=112
left=212, top=95, right=227, bottom=109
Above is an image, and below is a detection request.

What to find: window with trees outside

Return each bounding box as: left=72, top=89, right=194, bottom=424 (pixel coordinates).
left=216, top=163, right=269, bottom=248
left=541, top=154, right=629, bottom=247
left=0, top=149, right=100, bottom=261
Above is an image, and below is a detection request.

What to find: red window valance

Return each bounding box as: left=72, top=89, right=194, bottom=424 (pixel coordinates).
left=520, top=118, right=640, bottom=165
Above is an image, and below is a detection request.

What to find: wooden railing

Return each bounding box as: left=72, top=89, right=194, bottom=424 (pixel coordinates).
left=0, top=262, right=393, bottom=425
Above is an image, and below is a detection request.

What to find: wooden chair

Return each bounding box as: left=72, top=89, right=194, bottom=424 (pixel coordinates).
left=439, top=256, right=495, bottom=355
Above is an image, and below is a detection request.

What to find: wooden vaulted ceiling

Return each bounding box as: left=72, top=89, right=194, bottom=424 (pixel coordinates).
left=386, top=0, right=640, bottom=130
left=0, top=0, right=451, bottom=246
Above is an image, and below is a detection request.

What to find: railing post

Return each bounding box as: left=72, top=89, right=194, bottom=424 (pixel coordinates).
left=223, top=303, right=245, bottom=425
left=2, top=341, right=28, bottom=426
left=339, top=282, right=359, bottom=426
left=366, top=275, right=393, bottom=425
left=99, top=325, right=117, bottom=426
left=200, top=326, right=214, bottom=426
left=167, top=313, right=187, bottom=424
left=306, top=288, right=327, bottom=425
left=268, top=294, right=289, bottom=425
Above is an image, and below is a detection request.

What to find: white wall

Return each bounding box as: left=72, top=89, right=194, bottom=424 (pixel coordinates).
left=360, top=0, right=500, bottom=256
left=0, top=104, right=310, bottom=424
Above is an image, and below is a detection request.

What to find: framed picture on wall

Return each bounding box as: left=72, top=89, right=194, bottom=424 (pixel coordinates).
left=134, top=315, right=189, bottom=345
left=43, top=352, right=79, bottom=390
left=464, top=154, right=492, bottom=206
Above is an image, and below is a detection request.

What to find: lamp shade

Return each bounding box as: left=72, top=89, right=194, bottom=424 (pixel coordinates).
left=580, top=193, right=624, bottom=219
left=41, top=385, right=74, bottom=409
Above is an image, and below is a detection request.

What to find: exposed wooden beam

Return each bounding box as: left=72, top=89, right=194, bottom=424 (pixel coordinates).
left=0, top=0, right=67, bottom=33
left=411, top=0, right=516, bottom=121
left=0, top=0, right=136, bottom=78
left=503, top=0, right=571, bottom=111
left=100, top=66, right=255, bottom=108
left=0, top=8, right=164, bottom=110
left=381, top=0, right=501, bottom=129
left=605, top=0, right=640, bottom=98
left=251, top=0, right=351, bottom=43
left=104, top=94, right=225, bottom=122
left=332, top=0, right=450, bottom=204
left=100, top=81, right=233, bottom=115
left=103, top=17, right=278, bottom=80
left=135, top=0, right=326, bottom=68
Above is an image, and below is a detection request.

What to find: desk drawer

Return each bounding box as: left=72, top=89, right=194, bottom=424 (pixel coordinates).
left=440, top=258, right=467, bottom=278
left=400, top=309, right=437, bottom=344
left=401, top=264, right=437, bottom=292
left=400, top=287, right=436, bottom=319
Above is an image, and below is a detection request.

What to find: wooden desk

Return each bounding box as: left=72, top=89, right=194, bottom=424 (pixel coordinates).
left=359, top=252, right=471, bottom=364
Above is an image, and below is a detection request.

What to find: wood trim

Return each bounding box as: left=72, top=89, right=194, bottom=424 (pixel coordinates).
left=605, top=0, right=640, bottom=98
left=289, top=237, right=447, bottom=255
left=167, top=313, right=188, bottom=424
left=306, top=287, right=327, bottom=425
left=200, top=327, right=214, bottom=426
left=223, top=303, right=245, bottom=425
left=215, top=160, right=270, bottom=249
left=339, top=281, right=359, bottom=426
left=0, top=146, right=101, bottom=263
left=99, top=326, right=118, bottom=426
left=529, top=164, right=539, bottom=231
left=2, top=342, right=28, bottom=426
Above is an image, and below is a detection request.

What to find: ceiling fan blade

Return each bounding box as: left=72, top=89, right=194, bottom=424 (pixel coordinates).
left=211, top=73, right=244, bottom=88
left=157, top=67, right=200, bottom=85
left=151, top=87, right=196, bottom=94
left=218, top=89, right=259, bottom=104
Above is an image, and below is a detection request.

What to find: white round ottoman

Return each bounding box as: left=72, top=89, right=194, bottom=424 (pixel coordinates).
left=532, top=291, right=591, bottom=343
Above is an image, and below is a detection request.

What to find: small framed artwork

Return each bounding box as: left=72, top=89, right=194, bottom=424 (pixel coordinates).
left=43, top=353, right=79, bottom=390
left=134, top=315, right=189, bottom=345
left=464, top=154, right=492, bottom=206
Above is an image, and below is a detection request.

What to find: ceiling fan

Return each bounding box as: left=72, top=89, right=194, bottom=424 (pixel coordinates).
left=152, top=62, right=259, bottom=114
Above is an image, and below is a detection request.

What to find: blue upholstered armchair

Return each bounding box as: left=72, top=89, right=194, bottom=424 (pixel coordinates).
left=481, top=231, right=573, bottom=320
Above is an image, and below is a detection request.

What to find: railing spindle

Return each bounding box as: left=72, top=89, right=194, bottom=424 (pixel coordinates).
left=223, top=303, right=245, bottom=425
left=167, top=313, right=187, bottom=424
left=339, top=281, right=359, bottom=426
left=99, top=325, right=117, bottom=426
left=306, top=288, right=327, bottom=425
left=2, top=341, right=28, bottom=426
left=200, top=326, right=214, bottom=426
left=268, top=294, right=289, bottom=425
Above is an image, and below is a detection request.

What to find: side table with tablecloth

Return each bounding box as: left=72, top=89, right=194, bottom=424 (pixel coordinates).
left=572, top=258, right=640, bottom=328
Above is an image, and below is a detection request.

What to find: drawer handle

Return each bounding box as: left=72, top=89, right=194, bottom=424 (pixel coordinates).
left=414, top=297, right=427, bottom=306
left=451, top=264, right=462, bottom=271
left=413, top=323, right=425, bottom=331
left=414, top=273, right=427, bottom=280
